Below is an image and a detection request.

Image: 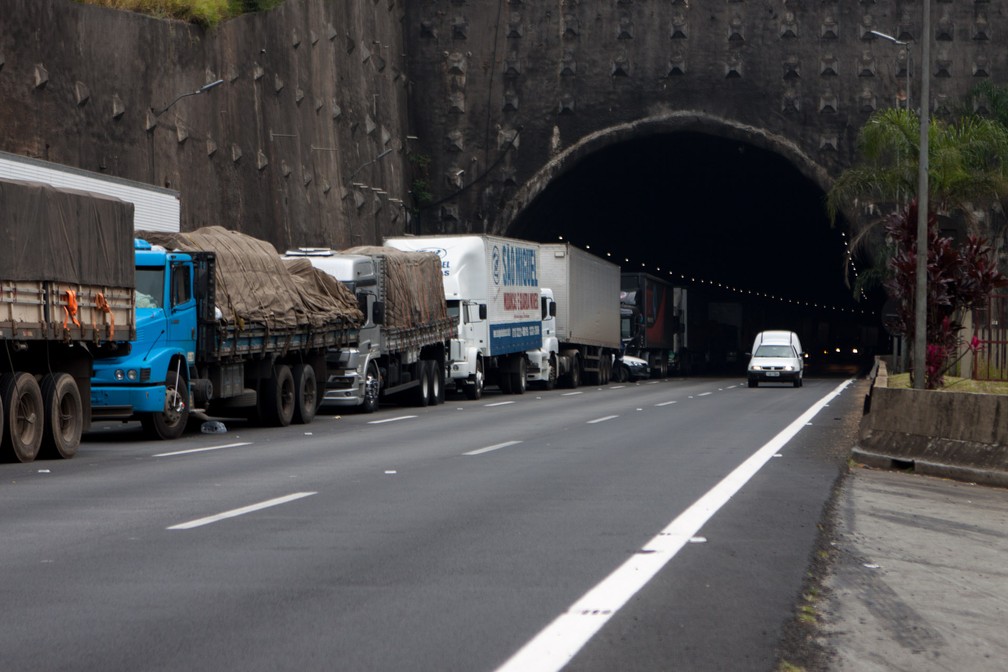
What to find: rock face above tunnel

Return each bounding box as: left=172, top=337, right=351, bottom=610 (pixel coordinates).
left=403, top=1, right=1005, bottom=235
left=1, top=1, right=1004, bottom=250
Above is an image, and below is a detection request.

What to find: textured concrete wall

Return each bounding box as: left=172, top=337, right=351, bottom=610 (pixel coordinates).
left=0, top=0, right=410, bottom=250
left=404, top=1, right=1007, bottom=234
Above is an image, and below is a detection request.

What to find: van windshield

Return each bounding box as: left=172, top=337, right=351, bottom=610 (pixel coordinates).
left=754, top=345, right=795, bottom=358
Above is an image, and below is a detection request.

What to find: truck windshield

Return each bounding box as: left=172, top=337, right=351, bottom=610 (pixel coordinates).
left=135, top=266, right=164, bottom=309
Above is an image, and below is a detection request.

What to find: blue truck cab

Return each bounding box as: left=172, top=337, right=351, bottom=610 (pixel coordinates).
left=90, top=239, right=199, bottom=439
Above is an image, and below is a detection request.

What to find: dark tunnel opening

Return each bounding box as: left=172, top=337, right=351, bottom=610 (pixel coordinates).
left=509, top=132, right=889, bottom=375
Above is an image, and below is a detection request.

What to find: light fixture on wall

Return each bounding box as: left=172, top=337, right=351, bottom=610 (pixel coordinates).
left=153, top=79, right=224, bottom=117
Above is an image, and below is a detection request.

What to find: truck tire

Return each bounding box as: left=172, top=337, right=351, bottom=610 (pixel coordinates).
left=426, top=360, right=444, bottom=405
left=511, top=357, right=527, bottom=395
left=361, top=361, right=381, bottom=413
left=40, top=373, right=82, bottom=459
left=464, top=359, right=484, bottom=400
left=292, top=363, right=318, bottom=425
left=262, top=364, right=296, bottom=427
left=1, top=372, right=44, bottom=463
left=544, top=355, right=557, bottom=391
left=141, top=378, right=190, bottom=440
left=435, top=362, right=446, bottom=404
left=414, top=363, right=431, bottom=407
left=563, top=355, right=581, bottom=389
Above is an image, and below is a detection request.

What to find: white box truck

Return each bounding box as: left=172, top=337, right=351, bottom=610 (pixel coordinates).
left=526, top=243, right=621, bottom=388
left=384, top=235, right=542, bottom=399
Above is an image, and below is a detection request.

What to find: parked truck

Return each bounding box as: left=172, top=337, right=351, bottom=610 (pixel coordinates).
left=620, top=273, right=686, bottom=377
left=90, top=226, right=362, bottom=439
left=0, top=179, right=136, bottom=461
left=282, top=246, right=454, bottom=411
left=527, top=244, right=621, bottom=388
left=384, top=235, right=543, bottom=399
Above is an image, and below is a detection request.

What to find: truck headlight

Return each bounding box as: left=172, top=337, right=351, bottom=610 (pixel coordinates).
left=127, top=369, right=139, bottom=381
left=114, top=369, right=125, bottom=381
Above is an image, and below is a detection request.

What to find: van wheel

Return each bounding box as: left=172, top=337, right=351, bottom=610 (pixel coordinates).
left=794, top=377, right=802, bottom=388
left=748, top=378, right=758, bottom=388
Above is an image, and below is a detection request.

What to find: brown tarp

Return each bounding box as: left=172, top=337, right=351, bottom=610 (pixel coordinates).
left=0, top=178, right=134, bottom=287
left=139, top=226, right=361, bottom=330
left=343, top=246, right=449, bottom=331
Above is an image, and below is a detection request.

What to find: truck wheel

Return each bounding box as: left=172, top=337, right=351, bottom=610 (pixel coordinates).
left=426, top=361, right=444, bottom=405
left=141, top=379, right=190, bottom=440
left=361, top=362, right=381, bottom=413
left=435, top=362, right=446, bottom=404
left=499, top=370, right=513, bottom=394
left=414, top=363, right=431, bottom=407
left=1, top=372, right=44, bottom=463
left=464, top=360, right=484, bottom=400
left=262, top=364, right=296, bottom=427
left=563, top=356, right=581, bottom=389
left=40, top=373, right=82, bottom=459
left=544, top=355, right=557, bottom=390
left=511, top=358, right=527, bottom=395
left=292, top=363, right=318, bottom=425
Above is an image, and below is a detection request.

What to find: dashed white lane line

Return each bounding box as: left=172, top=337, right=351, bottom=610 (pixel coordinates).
left=367, top=415, right=418, bottom=424
left=167, top=492, right=317, bottom=530
left=655, top=401, right=678, bottom=407
left=561, top=391, right=583, bottom=396
left=586, top=415, right=618, bottom=424
left=485, top=401, right=516, bottom=407
left=494, top=379, right=853, bottom=672
left=697, top=392, right=713, bottom=397
left=154, top=442, right=252, bottom=458
left=464, top=440, right=523, bottom=456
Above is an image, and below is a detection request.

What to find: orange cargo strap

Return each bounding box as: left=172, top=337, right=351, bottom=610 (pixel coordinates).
left=95, top=292, right=115, bottom=339
left=63, top=289, right=81, bottom=329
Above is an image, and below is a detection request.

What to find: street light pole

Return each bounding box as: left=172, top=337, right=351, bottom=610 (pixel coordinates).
left=913, top=0, right=931, bottom=389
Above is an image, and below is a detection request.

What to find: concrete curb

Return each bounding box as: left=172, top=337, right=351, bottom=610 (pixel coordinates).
left=856, top=361, right=1008, bottom=487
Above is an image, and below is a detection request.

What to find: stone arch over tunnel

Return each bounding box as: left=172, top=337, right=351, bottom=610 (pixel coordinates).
left=498, top=112, right=887, bottom=371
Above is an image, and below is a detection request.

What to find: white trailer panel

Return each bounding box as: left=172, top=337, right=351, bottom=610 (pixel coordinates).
left=0, top=150, right=180, bottom=232
left=540, top=243, right=620, bottom=348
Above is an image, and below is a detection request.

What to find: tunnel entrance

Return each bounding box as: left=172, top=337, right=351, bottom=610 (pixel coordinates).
left=508, top=132, right=887, bottom=375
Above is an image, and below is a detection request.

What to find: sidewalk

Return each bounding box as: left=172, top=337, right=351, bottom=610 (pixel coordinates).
left=817, top=466, right=1008, bottom=671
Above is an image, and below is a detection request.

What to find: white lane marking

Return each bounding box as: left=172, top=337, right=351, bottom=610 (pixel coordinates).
left=494, top=379, right=853, bottom=672
left=464, top=440, right=523, bottom=456
left=167, top=492, right=317, bottom=530
left=154, top=442, right=251, bottom=458
left=697, top=392, right=713, bottom=397
left=367, top=415, right=418, bottom=424
left=655, top=401, right=677, bottom=407
left=587, top=415, right=618, bottom=424
left=609, top=385, right=626, bottom=390
left=561, top=391, right=583, bottom=396
left=646, top=381, right=659, bottom=385
left=485, top=401, right=516, bottom=407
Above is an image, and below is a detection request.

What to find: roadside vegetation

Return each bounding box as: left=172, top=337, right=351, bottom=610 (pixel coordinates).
left=887, top=372, right=1008, bottom=395
left=827, top=85, right=1008, bottom=389
left=74, top=0, right=284, bottom=27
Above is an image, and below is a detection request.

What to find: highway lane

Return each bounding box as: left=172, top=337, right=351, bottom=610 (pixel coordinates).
left=0, top=375, right=865, bottom=671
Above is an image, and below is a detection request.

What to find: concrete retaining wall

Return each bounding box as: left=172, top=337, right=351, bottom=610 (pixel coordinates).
left=856, top=362, right=1008, bottom=488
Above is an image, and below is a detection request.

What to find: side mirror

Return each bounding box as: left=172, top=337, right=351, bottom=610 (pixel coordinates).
left=478, top=304, right=487, bottom=320
left=372, top=300, right=386, bottom=326
left=549, top=302, right=557, bottom=317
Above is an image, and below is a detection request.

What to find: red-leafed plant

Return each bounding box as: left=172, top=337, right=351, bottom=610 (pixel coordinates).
left=884, top=200, right=1007, bottom=388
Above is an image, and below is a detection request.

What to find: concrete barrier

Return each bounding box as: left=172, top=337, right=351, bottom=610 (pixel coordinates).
left=855, top=361, right=1008, bottom=488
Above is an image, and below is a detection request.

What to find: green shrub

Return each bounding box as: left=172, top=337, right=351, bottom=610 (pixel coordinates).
left=75, top=0, right=283, bottom=26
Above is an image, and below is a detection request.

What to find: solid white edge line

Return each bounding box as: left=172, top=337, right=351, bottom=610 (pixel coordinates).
left=464, top=440, right=523, bottom=456
left=494, top=379, right=853, bottom=672
left=154, top=442, right=252, bottom=458
left=367, top=415, right=418, bottom=424
left=586, top=415, right=618, bottom=424
left=167, top=492, right=318, bottom=530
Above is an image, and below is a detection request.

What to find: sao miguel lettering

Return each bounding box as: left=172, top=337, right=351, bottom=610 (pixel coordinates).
left=503, top=291, right=540, bottom=311
left=500, top=245, right=537, bottom=287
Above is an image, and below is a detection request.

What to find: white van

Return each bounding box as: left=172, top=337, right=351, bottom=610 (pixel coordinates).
left=747, top=330, right=804, bottom=388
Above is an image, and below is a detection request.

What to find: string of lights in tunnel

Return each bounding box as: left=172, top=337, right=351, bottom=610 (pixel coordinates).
left=556, top=235, right=876, bottom=316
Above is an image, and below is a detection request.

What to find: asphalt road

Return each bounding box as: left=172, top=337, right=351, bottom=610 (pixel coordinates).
left=0, top=375, right=863, bottom=671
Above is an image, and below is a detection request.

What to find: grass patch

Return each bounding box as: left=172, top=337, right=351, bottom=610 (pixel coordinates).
left=74, top=0, right=285, bottom=27
left=887, top=373, right=1008, bottom=395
